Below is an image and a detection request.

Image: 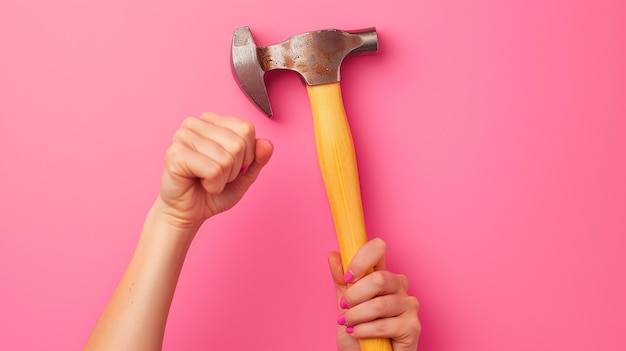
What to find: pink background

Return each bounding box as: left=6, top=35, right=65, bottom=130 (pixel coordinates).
left=1, top=0, right=625, bottom=350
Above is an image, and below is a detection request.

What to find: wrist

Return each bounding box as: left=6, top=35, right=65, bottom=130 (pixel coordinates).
left=144, top=198, right=202, bottom=246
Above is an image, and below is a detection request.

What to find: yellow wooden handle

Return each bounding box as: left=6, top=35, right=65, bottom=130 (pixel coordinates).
left=307, top=82, right=393, bottom=351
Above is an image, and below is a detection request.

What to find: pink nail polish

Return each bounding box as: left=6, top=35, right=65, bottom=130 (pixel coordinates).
left=340, top=296, right=349, bottom=309
left=337, top=313, right=346, bottom=325
left=346, top=326, right=354, bottom=334
left=343, top=270, right=355, bottom=283
left=240, top=165, right=249, bottom=174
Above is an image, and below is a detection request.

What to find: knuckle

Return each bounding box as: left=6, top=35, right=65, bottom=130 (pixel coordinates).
left=238, top=120, right=255, bottom=138
left=372, top=237, right=387, bottom=250
left=210, top=150, right=230, bottom=171
left=212, top=148, right=234, bottom=171
left=371, top=271, right=387, bottom=289
left=408, top=317, right=422, bottom=338
left=414, top=318, right=422, bottom=334
left=398, top=310, right=422, bottom=346
left=373, top=296, right=388, bottom=313
left=233, top=119, right=255, bottom=139
left=200, top=112, right=217, bottom=121
left=181, top=116, right=197, bottom=129
left=232, top=135, right=247, bottom=153
left=165, top=142, right=184, bottom=161
left=374, top=319, right=389, bottom=334
left=172, top=127, right=190, bottom=144
left=203, top=163, right=226, bottom=190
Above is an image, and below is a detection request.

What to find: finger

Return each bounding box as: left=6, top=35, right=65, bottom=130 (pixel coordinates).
left=342, top=294, right=409, bottom=326
left=327, top=251, right=349, bottom=315
left=180, top=117, right=250, bottom=182
left=175, top=126, right=243, bottom=181
left=198, top=113, right=256, bottom=171
left=164, top=143, right=227, bottom=194
left=328, top=251, right=346, bottom=288
left=344, top=238, right=387, bottom=284
left=348, top=306, right=421, bottom=350
left=342, top=271, right=407, bottom=309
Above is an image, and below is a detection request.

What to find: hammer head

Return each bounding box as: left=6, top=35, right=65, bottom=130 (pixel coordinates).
left=231, top=26, right=378, bottom=116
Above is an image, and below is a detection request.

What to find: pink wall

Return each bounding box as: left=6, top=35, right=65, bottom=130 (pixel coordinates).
left=1, top=0, right=625, bottom=350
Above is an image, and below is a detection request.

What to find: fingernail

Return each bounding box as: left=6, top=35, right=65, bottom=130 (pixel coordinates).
left=240, top=165, right=249, bottom=174
left=343, top=270, right=355, bottom=283
left=337, top=313, right=346, bottom=325
left=346, top=326, right=354, bottom=334
left=340, top=296, right=349, bottom=309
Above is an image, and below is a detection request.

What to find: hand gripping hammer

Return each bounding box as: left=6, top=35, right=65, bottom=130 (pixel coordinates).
left=231, top=27, right=390, bottom=351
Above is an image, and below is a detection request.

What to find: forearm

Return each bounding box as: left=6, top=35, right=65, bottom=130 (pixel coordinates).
left=85, top=203, right=197, bottom=351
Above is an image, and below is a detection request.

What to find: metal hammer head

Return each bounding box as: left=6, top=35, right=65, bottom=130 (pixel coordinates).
left=231, top=26, right=378, bottom=116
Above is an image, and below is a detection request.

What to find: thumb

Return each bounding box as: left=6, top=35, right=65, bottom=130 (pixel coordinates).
left=328, top=251, right=347, bottom=300
left=240, top=138, right=273, bottom=180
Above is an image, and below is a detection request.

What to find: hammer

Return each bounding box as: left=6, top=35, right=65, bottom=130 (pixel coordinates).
left=231, top=27, right=391, bottom=351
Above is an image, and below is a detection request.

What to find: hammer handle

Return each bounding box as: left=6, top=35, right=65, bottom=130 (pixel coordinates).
left=307, top=82, right=393, bottom=351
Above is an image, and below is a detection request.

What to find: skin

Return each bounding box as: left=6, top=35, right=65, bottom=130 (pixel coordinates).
left=84, top=112, right=420, bottom=350
left=329, top=239, right=421, bottom=351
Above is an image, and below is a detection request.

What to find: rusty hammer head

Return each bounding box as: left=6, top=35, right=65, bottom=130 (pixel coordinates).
left=231, top=27, right=378, bottom=116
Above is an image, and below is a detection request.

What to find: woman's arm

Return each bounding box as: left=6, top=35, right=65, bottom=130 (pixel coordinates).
left=84, top=113, right=273, bottom=350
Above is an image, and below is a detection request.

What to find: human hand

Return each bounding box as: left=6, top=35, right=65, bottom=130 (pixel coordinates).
left=328, top=238, right=421, bottom=351
left=153, top=112, right=273, bottom=231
